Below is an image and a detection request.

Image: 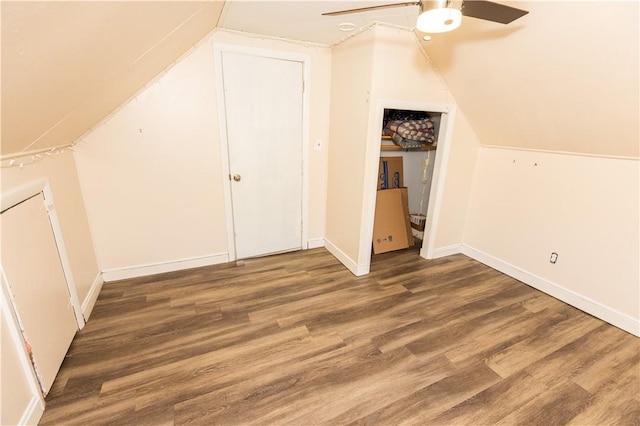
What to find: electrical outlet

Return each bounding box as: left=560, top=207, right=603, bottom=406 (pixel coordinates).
left=550, top=252, right=558, bottom=264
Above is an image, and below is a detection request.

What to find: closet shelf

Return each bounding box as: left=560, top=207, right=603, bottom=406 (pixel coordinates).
left=381, top=143, right=437, bottom=152
left=381, top=135, right=436, bottom=152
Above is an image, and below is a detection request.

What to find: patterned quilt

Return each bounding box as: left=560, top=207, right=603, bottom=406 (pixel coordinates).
left=386, top=119, right=436, bottom=146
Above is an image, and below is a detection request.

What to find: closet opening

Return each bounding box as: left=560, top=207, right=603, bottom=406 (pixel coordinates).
left=369, top=103, right=451, bottom=264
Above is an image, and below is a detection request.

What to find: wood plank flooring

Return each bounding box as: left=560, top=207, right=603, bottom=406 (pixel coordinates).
left=41, top=248, right=640, bottom=425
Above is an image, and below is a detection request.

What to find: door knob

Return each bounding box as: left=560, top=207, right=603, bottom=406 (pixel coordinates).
left=232, top=174, right=241, bottom=182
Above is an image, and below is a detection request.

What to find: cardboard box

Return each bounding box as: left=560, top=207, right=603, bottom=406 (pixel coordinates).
left=372, top=188, right=412, bottom=254
left=378, top=157, right=403, bottom=190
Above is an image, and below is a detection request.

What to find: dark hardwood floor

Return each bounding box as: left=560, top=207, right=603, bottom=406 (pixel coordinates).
left=41, top=247, right=640, bottom=425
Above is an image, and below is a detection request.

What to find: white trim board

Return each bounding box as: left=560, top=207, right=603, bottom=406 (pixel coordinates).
left=81, top=272, right=104, bottom=321
left=102, top=253, right=229, bottom=282
left=1, top=179, right=47, bottom=212
left=101, top=243, right=325, bottom=283
left=425, top=244, right=462, bottom=259
left=324, top=239, right=368, bottom=276
left=307, top=238, right=325, bottom=249
left=461, top=244, right=640, bottom=337
left=41, top=184, right=85, bottom=329
left=20, top=396, right=45, bottom=426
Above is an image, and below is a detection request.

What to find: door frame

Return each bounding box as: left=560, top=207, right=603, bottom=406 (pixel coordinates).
left=212, top=43, right=310, bottom=261
left=1, top=269, right=45, bottom=421
left=360, top=99, right=457, bottom=273
left=1, top=178, right=85, bottom=402
left=1, top=179, right=85, bottom=329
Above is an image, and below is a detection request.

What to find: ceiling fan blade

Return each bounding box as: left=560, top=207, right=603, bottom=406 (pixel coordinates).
left=322, top=1, right=419, bottom=16
left=461, top=0, right=528, bottom=24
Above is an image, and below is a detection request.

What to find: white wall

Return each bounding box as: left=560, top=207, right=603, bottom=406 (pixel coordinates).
left=325, top=30, right=376, bottom=270
left=422, top=1, right=639, bottom=158
left=432, top=105, right=482, bottom=252
left=325, top=25, right=482, bottom=273
left=74, top=30, right=331, bottom=276
left=369, top=27, right=481, bottom=263
left=464, top=147, right=640, bottom=335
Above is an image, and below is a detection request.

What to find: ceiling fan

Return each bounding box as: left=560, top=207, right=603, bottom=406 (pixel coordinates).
left=322, top=0, right=529, bottom=34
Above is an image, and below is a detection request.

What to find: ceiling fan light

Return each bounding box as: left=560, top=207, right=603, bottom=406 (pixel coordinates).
left=416, top=7, right=462, bottom=33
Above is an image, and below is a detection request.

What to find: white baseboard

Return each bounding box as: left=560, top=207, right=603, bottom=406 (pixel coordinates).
left=461, top=244, right=640, bottom=337
left=81, top=272, right=104, bottom=322
left=422, top=243, right=462, bottom=259
left=20, top=395, right=44, bottom=426
left=324, top=239, right=368, bottom=276
left=307, top=238, right=325, bottom=249
left=102, top=253, right=230, bottom=282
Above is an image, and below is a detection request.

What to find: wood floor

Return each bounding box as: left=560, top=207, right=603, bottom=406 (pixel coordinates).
left=41, top=248, right=640, bottom=425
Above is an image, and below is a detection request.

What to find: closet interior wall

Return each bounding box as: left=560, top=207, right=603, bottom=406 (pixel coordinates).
left=378, top=109, right=441, bottom=239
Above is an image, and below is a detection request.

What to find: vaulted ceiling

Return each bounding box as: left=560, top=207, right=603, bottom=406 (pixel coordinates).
left=2, top=1, right=224, bottom=155
left=422, top=1, right=639, bottom=158
left=2, top=1, right=638, bottom=158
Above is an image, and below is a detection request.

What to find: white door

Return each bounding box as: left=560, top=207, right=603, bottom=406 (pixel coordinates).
left=1, top=193, right=78, bottom=394
left=221, top=52, right=303, bottom=259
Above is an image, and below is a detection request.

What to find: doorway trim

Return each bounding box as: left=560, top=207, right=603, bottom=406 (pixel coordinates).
left=1, top=178, right=85, bottom=413
left=1, top=179, right=85, bottom=329
left=212, top=43, right=311, bottom=261
left=0, top=270, right=45, bottom=422
left=360, top=99, right=457, bottom=273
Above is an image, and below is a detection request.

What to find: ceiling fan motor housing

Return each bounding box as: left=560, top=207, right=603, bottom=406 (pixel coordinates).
left=418, top=0, right=464, bottom=33
left=420, top=0, right=464, bottom=14
left=322, top=0, right=528, bottom=31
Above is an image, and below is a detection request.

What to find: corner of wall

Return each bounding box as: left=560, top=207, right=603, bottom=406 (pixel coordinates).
left=324, top=238, right=369, bottom=276
left=81, top=272, right=104, bottom=322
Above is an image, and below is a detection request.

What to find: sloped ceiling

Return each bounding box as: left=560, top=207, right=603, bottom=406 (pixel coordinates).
left=2, top=1, right=638, bottom=158
left=220, top=1, right=638, bottom=157
left=1, top=0, right=224, bottom=157
left=421, top=1, right=639, bottom=158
